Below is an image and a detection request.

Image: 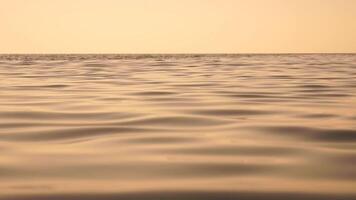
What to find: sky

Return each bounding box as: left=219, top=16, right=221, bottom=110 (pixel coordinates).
left=0, top=0, right=356, bottom=54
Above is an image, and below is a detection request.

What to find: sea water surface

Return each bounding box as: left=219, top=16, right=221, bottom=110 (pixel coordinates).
left=0, top=54, right=356, bottom=200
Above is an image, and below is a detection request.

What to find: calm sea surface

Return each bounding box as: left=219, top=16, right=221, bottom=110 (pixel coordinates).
left=0, top=54, right=356, bottom=200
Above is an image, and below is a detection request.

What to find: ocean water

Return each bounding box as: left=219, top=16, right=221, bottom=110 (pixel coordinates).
left=0, top=54, right=355, bottom=200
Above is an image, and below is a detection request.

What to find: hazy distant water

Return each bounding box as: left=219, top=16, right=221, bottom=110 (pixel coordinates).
left=0, top=54, right=356, bottom=200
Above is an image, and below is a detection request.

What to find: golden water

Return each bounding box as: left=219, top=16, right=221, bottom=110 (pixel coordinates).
left=0, top=54, right=356, bottom=200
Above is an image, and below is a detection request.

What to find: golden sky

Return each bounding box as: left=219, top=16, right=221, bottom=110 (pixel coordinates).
left=1, top=0, right=356, bottom=53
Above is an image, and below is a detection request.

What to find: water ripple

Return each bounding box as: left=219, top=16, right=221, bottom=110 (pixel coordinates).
left=0, top=54, right=355, bottom=199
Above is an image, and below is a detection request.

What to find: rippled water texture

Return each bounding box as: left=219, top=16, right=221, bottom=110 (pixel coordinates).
left=0, top=54, right=356, bottom=200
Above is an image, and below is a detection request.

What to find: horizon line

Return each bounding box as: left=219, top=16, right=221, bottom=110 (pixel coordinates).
left=1, top=53, right=356, bottom=55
